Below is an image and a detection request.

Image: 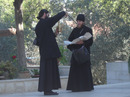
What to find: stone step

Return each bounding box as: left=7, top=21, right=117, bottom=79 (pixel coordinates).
left=1, top=82, right=130, bottom=97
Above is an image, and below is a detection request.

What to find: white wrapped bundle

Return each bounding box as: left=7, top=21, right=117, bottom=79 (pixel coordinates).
left=64, top=32, right=92, bottom=46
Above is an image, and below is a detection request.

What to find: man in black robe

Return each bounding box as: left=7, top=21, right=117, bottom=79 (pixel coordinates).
left=67, top=14, right=94, bottom=92
left=35, top=9, right=67, bottom=95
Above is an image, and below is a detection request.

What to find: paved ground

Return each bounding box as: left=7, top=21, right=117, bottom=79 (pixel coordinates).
left=0, top=82, right=130, bottom=97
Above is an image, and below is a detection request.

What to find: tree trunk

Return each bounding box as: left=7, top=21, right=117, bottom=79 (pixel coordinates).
left=0, top=28, right=16, bottom=37
left=14, top=0, right=26, bottom=67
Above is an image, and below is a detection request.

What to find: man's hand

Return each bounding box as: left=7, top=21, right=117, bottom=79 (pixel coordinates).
left=55, top=26, right=59, bottom=36
left=64, top=12, right=68, bottom=18
left=76, top=40, right=84, bottom=44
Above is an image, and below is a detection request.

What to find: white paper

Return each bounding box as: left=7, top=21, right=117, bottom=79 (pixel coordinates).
left=64, top=32, right=92, bottom=46
left=64, top=41, right=72, bottom=45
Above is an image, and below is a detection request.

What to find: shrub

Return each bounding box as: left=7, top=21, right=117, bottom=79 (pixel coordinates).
left=0, top=61, right=17, bottom=79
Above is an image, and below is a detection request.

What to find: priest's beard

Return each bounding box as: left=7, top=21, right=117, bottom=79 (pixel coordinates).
left=77, top=24, right=84, bottom=28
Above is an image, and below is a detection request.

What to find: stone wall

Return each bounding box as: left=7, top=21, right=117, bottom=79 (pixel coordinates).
left=107, top=61, right=130, bottom=84
left=0, top=66, right=70, bottom=94
left=0, top=77, right=68, bottom=94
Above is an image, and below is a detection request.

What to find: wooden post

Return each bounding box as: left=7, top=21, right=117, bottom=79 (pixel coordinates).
left=0, top=27, right=16, bottom=37
left=14, top=0, right=26, bottom=67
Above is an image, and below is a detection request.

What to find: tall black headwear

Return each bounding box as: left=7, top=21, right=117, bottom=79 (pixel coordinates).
left=37, top=9, right=49, bottom=20
left=76, top=14, right=85, bottom=22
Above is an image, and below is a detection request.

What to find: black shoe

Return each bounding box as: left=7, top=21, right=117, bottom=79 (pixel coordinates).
left=44, top=91, right=59, bottom=95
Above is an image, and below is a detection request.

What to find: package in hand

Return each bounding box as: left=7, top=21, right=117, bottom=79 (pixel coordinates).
left=64, top=32, right=92, bottom=46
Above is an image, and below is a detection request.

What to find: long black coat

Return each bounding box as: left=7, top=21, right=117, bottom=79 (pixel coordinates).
left=35, top=11, right=65, bottom=92
left=35, top=11, right=66, bottom=59
left=67, top=25, right=94, bottom=91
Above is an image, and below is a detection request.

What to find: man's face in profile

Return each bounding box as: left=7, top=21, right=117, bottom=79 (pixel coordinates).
left=45, top=13, right=49, bottom=18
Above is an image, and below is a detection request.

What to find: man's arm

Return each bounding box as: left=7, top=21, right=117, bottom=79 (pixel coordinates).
left=84, top=29, right=93, bottom=47
left=47, top=11, right=66, bottom=27
left=67, top=29, right=77, bottom=51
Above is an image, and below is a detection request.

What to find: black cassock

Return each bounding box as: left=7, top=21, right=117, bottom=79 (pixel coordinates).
left=35, top=11, right=65, bottom=92
left=67, top=25, right=94, bottom=91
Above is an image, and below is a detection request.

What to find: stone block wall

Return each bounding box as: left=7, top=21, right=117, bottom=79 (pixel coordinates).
left=107, top=61, right=130, bottom=84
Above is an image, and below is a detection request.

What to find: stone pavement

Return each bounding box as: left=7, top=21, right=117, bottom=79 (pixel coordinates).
left=0, top=82, right=130, bottom=97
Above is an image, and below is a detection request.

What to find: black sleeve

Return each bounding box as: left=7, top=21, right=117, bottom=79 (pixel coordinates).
left=47, top=11, right=66, bottom=27
left=84, top=29, right=93, bottom=48
left=67, top=29, right=80, bottom=51
left=68, top=29, right=75, bottom=41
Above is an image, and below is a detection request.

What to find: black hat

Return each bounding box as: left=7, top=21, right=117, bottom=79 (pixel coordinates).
left=37, top=9, right=49, bottom=20
left=76, top=14, right=85, bottom=22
